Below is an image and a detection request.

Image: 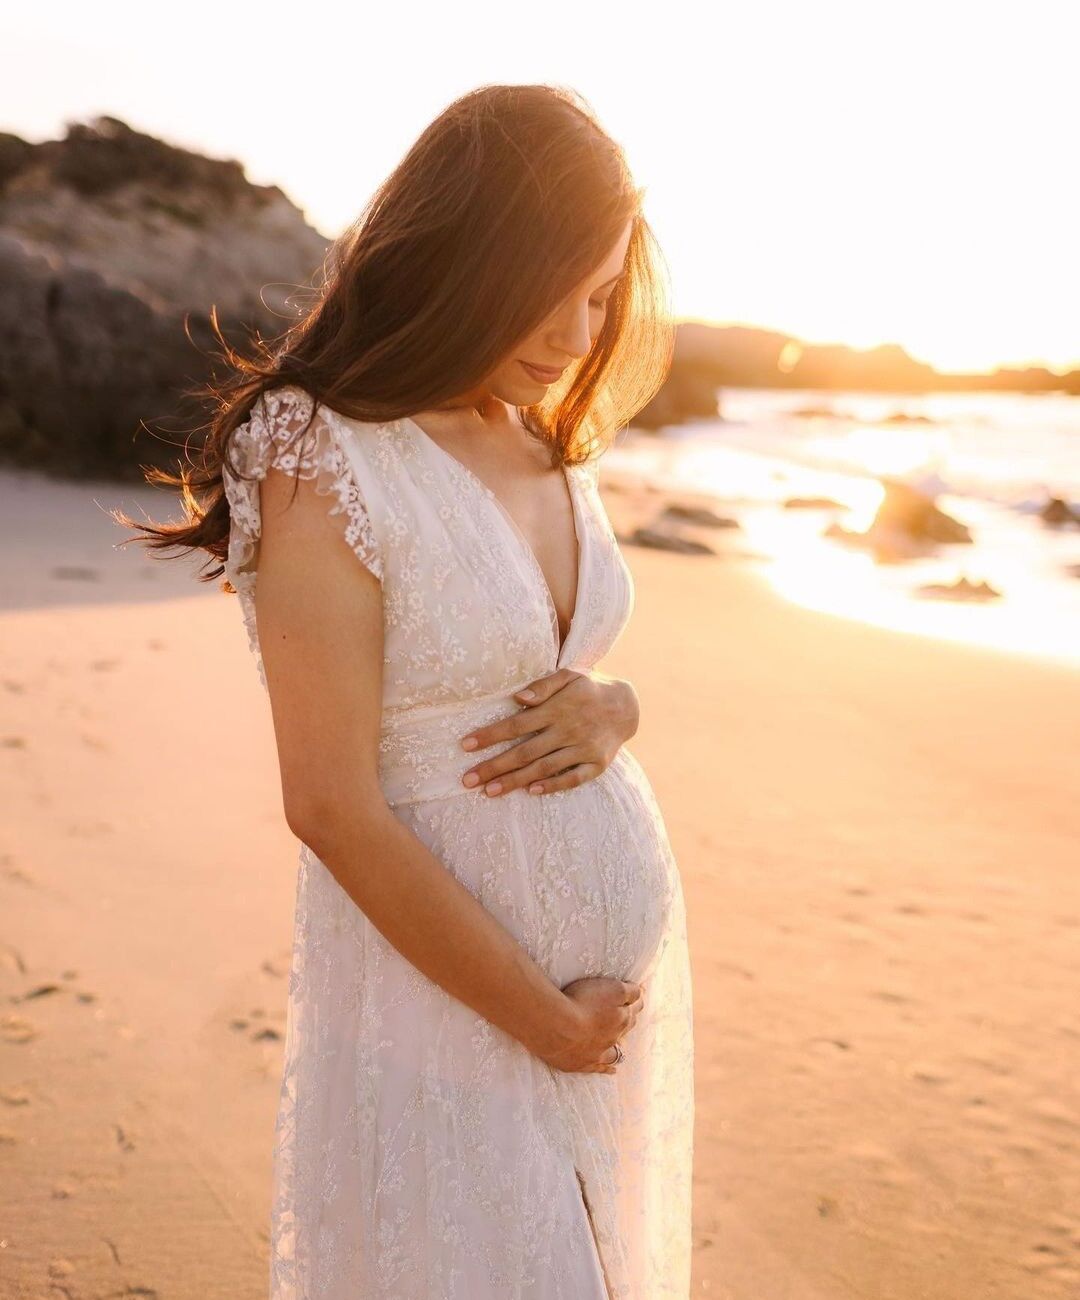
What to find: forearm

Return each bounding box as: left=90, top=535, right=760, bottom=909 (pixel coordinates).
left=294, top=797, right=579, bottom=1059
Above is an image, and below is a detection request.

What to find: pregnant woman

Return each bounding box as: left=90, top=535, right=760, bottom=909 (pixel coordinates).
left=120, top=83, right=693, bottom=1298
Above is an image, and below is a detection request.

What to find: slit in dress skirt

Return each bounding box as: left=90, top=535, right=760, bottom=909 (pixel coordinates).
left=575, top=1166, right=614, bottom=1300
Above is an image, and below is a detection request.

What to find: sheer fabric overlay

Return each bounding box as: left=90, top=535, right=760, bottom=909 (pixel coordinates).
left=222, top=385, right=694, bottom=1299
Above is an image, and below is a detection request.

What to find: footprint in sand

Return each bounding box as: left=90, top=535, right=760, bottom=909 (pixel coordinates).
left=1028, top=1098, right=1079, bottom=1131
left=65, top=818, right=114, bottom=837
left=869, top=989, right=915, bottom=1005
left=1019, top=1240, right=1072, bottom=1276
left=14, top=982, right=62, bottom=1002
left=963, top=1053, right=1014, bottom=1077
left=847, top=1139, right=916, bottom=1187
left=50, top=565, right=100, bottom=581
left=0, top=946, right=27, bottom=975
left=907, top=1063, right=952, bottom=1085
left=807, top=1036, right=852, bottom=1053
left=56, top=970, right=97, bottom=1004
left=1, top=855, right=36, bottom=887
left=1044, top=1211, right=1080, bottom=1244
left=231, top=1008, right=283, bottom=1042
left=965, top=1101, right=1009, bottom=1131
left=1, top=1013, right=38, bottom=1044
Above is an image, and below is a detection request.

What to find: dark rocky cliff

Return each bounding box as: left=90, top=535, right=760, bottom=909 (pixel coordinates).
left=0, top=116, right=329, bottom=479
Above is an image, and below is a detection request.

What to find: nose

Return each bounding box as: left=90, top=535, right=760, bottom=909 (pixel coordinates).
left=545, top=297, right=595, bottom=365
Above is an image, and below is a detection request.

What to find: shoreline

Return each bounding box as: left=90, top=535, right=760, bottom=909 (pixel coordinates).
left=599, top=457, right=1080, bottom=674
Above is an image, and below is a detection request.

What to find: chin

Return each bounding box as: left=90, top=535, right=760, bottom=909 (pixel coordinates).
left=491, top=375, right=535, bottom=402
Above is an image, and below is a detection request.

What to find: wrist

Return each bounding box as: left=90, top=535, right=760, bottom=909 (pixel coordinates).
left=522, top=984, right=584, bottom=1059
left=614, top=677, right=640, bottom=741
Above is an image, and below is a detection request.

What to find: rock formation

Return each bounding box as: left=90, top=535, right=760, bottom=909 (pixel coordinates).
left=0, top=116, right=329, bottom=478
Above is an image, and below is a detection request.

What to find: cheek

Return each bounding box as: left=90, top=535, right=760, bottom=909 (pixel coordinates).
left=498, top=347, right=530, bottom=376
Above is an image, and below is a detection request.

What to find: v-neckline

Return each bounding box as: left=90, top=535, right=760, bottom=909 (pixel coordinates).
left=402, top=415, right=585, bottom=665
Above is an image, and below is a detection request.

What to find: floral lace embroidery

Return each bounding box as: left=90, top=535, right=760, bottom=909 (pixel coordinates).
left=221, top=385, right=383, bottom=691
left=221, top=384, right=694, bottom=1299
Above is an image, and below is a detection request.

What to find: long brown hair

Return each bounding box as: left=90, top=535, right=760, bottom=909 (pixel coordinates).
left=114, top=82, right=674, bottom=587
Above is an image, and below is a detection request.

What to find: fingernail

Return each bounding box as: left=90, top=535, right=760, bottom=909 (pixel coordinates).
left=461, top=737, right=478, bottom=750
left=486, top=781, right=502, bottom=795
left=517, top=689, right=536, bottom=700
left=528, top=783, right=543, bottom=795
left=463, top=773, right=479, bottom=787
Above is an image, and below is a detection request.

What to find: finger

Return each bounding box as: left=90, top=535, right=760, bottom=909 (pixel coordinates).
left=460, top=709, right=544, bottom=754
left=467, top=683, right=591, bottom=762
left=461, top=735, right=550, bottom=789
left=580, top=1061, right=615, bottom=1075
left=481, top=748, right=583, bottom=798
left=526, top=762, right=602, bottom=796
left=498, top=747, right=582, bottom=794
left=513, top=668, right=581, bottom=705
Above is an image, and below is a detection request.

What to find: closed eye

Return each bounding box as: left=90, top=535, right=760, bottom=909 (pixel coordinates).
left=590, top=272, right=625, bottom=309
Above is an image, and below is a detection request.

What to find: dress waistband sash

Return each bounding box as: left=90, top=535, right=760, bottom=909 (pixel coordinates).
left=378, top=689, right=537, bottom=808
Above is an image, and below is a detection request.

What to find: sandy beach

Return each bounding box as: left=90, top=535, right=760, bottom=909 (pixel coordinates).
left=2, top=462, right=1078, bottom=1300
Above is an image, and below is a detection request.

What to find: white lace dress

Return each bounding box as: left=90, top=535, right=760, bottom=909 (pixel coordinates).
left=222, top=385, right=694, bottom=1300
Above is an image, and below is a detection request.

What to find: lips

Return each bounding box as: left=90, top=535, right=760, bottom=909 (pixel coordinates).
left=521, top=360, right=565, bottom=382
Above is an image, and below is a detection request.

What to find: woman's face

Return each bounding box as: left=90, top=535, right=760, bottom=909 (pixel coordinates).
left=460, top=218, right=634, bottom=415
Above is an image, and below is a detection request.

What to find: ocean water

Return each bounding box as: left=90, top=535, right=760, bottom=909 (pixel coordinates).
left=607, top=388, right=1080, bottom=668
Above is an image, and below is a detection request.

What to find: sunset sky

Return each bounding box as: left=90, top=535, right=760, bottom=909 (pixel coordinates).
left=5, top=0, right=1077, bottom=374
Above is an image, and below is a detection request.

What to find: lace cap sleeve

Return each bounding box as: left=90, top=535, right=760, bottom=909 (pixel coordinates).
left=221, top=384, right=384, bottom=595
left=580, top=455, right=601, bottom=490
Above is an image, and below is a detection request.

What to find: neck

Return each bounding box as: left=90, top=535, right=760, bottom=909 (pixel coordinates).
left=432, top=394, right=516, bottom=431
left=432, top=381, right=508, bottom=421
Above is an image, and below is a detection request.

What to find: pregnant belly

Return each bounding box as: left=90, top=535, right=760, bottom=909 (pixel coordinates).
left=399, top=746, right=678, bottom=989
